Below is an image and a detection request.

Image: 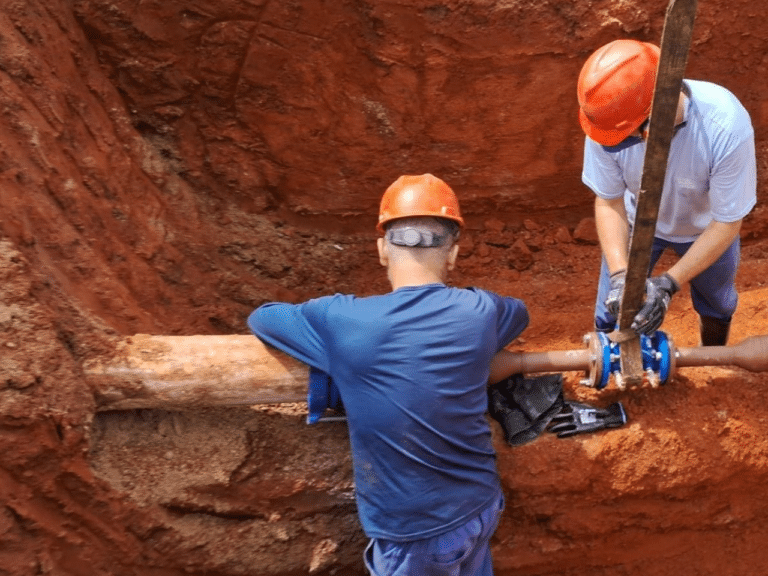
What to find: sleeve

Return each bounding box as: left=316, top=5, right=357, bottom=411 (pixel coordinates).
left=709, top=135, right=757, bottom=223
left=581, top=137, right=628, bottom=200
left=482, top=290, right=530, bottom=350
left=247, top=299, right=332, bottom=373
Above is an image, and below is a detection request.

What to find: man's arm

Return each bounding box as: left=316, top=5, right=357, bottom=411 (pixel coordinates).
left=488, top=349, right=523, bottom=385
left=664, top=219, right=742, bottom=286
left=595, top=196, right=631, bottom=273
left=248, top=301, right=330, bottom=373
left=485, top=293, right=530, bottom=384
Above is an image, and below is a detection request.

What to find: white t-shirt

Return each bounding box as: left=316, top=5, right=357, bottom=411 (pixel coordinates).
left=582, top=79, right=756, bottom=242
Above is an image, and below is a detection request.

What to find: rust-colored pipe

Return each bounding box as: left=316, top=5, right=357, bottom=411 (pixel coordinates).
left=84, top=334, right=768, bottom=411
left=675, top=335, right=768, bottom=372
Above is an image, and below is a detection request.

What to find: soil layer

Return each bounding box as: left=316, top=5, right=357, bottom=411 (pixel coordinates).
left=2, top=1, right=768, bottom=575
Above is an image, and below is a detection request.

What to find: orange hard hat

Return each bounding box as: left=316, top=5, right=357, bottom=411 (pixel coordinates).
left=377, top=174, right=465, bottom=233
left=577, top=40, right=660, bottom=146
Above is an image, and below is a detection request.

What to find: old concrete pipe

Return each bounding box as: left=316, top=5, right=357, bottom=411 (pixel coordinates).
left=83, top=334, right=768, bottom=412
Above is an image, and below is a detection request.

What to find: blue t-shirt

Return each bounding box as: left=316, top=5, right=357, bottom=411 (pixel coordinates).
left=248, top=283, right=528, bottom=541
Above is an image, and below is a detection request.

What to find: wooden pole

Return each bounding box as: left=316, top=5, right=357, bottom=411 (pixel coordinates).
left=84, top=334, right=308, bottom=411
left=614, top=0, right=699, bottom=386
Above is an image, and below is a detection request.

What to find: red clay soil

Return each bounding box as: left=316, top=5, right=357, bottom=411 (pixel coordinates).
left=2, top=1, right=768, bottom=575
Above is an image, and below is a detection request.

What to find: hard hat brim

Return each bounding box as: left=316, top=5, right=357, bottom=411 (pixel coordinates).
left=578, top=108, right=644, bottom=147
left=376, top=213, right=465, bottom=234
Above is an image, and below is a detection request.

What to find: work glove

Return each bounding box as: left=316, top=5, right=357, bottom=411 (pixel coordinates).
left=631, top=273, right=680, bottom=335
left=605, top=269, right=627, bottom=317
left=488, top=373, right=565, bottom=446
left=548, top=400, right=627, bottom=438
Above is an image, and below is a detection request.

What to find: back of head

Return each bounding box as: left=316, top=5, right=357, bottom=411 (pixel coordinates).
left=577, top=39, right=660, bottom=146
left=380, top=217, right=460, bottom=286
left=377, top=175, right=463, bottom=284
left=384, top=216, right=459, bottom=251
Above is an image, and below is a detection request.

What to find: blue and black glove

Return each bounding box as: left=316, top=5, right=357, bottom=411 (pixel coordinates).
left=631, top=273, right=680, bottom=335
left=605, top=268, right=627, bottom=317
left=548, top=401, right=627, bottom=438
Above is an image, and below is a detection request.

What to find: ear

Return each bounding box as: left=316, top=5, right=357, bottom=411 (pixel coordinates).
left=446, top=243, right=459, bottom=271
left=377, top=237, right=388, bottom=267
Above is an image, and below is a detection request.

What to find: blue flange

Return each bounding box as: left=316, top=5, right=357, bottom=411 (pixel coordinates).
left=591, top=330, right=672, bottom=389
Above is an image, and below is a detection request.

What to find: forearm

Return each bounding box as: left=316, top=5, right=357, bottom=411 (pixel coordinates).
left=665, top=220, right=742, bottom=285
left=595, top=197, right=630, bottom=273
left=489, top=349, right=522, bottom=384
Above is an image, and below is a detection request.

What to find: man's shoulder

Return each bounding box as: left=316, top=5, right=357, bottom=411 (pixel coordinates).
left=252, top=293, right=355, bottom=325
left=687, top=79, right=752, bottom=131
left=687, top=79, right=737, bottom=100
left=314, top=285, right=523, bottom=315
left=300, top=292, right=358, bottom=316
left=462, top=286, right=528, bottom=314
left=448, top=285, right=504, bottom=303
left=462, top=285, right=503, bottom=301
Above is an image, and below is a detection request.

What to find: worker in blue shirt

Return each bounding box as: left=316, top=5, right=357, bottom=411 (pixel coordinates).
left=248, top=173, right=529, bottom=576
left=577, top=39, right=756, bottom=345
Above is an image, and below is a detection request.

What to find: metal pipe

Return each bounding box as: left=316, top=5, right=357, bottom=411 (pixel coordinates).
left=84, top=334, right=768, bottom=412
left=675, top=335, right=768, bottom=372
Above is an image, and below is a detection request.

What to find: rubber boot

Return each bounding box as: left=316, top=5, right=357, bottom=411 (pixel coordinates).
left=699, top=316, right=731, bottom=347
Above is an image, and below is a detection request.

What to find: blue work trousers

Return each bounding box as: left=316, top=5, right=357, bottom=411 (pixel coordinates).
left=363, top=492, right=504, bottom=576
left=595, top=236, right=740, bottom=331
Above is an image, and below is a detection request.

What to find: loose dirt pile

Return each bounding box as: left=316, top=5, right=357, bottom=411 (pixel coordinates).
left=2, top=1, right=768, bottom=575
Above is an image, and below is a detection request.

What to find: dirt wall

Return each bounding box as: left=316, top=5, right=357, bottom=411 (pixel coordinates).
left=2, top=1, right=768, bottom=575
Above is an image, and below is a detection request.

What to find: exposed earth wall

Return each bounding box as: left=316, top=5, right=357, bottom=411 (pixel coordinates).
left=2, top=1, right=768, bottom=575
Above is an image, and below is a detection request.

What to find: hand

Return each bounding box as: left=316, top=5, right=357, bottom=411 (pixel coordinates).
left=548, top=401, right=627, bottom=438
left=605, top=269, right=627, bottom=317
left=631, top=273, right=680, bottom=335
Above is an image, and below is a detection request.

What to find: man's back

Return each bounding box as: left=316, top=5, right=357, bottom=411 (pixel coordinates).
left=249, top=283, right=527, bottom=541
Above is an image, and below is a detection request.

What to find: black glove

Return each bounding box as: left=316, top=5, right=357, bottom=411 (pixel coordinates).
left=605, top=269, right=627, bottom=317
left=631, top=273, right=680, bottom=335
left=548, top=401, right=627, bottom=438
left=488, top=374, right=565, bottom=446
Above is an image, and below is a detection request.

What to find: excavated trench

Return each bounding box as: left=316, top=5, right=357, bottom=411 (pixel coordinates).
left=2, top=1, right=768, bottom=575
